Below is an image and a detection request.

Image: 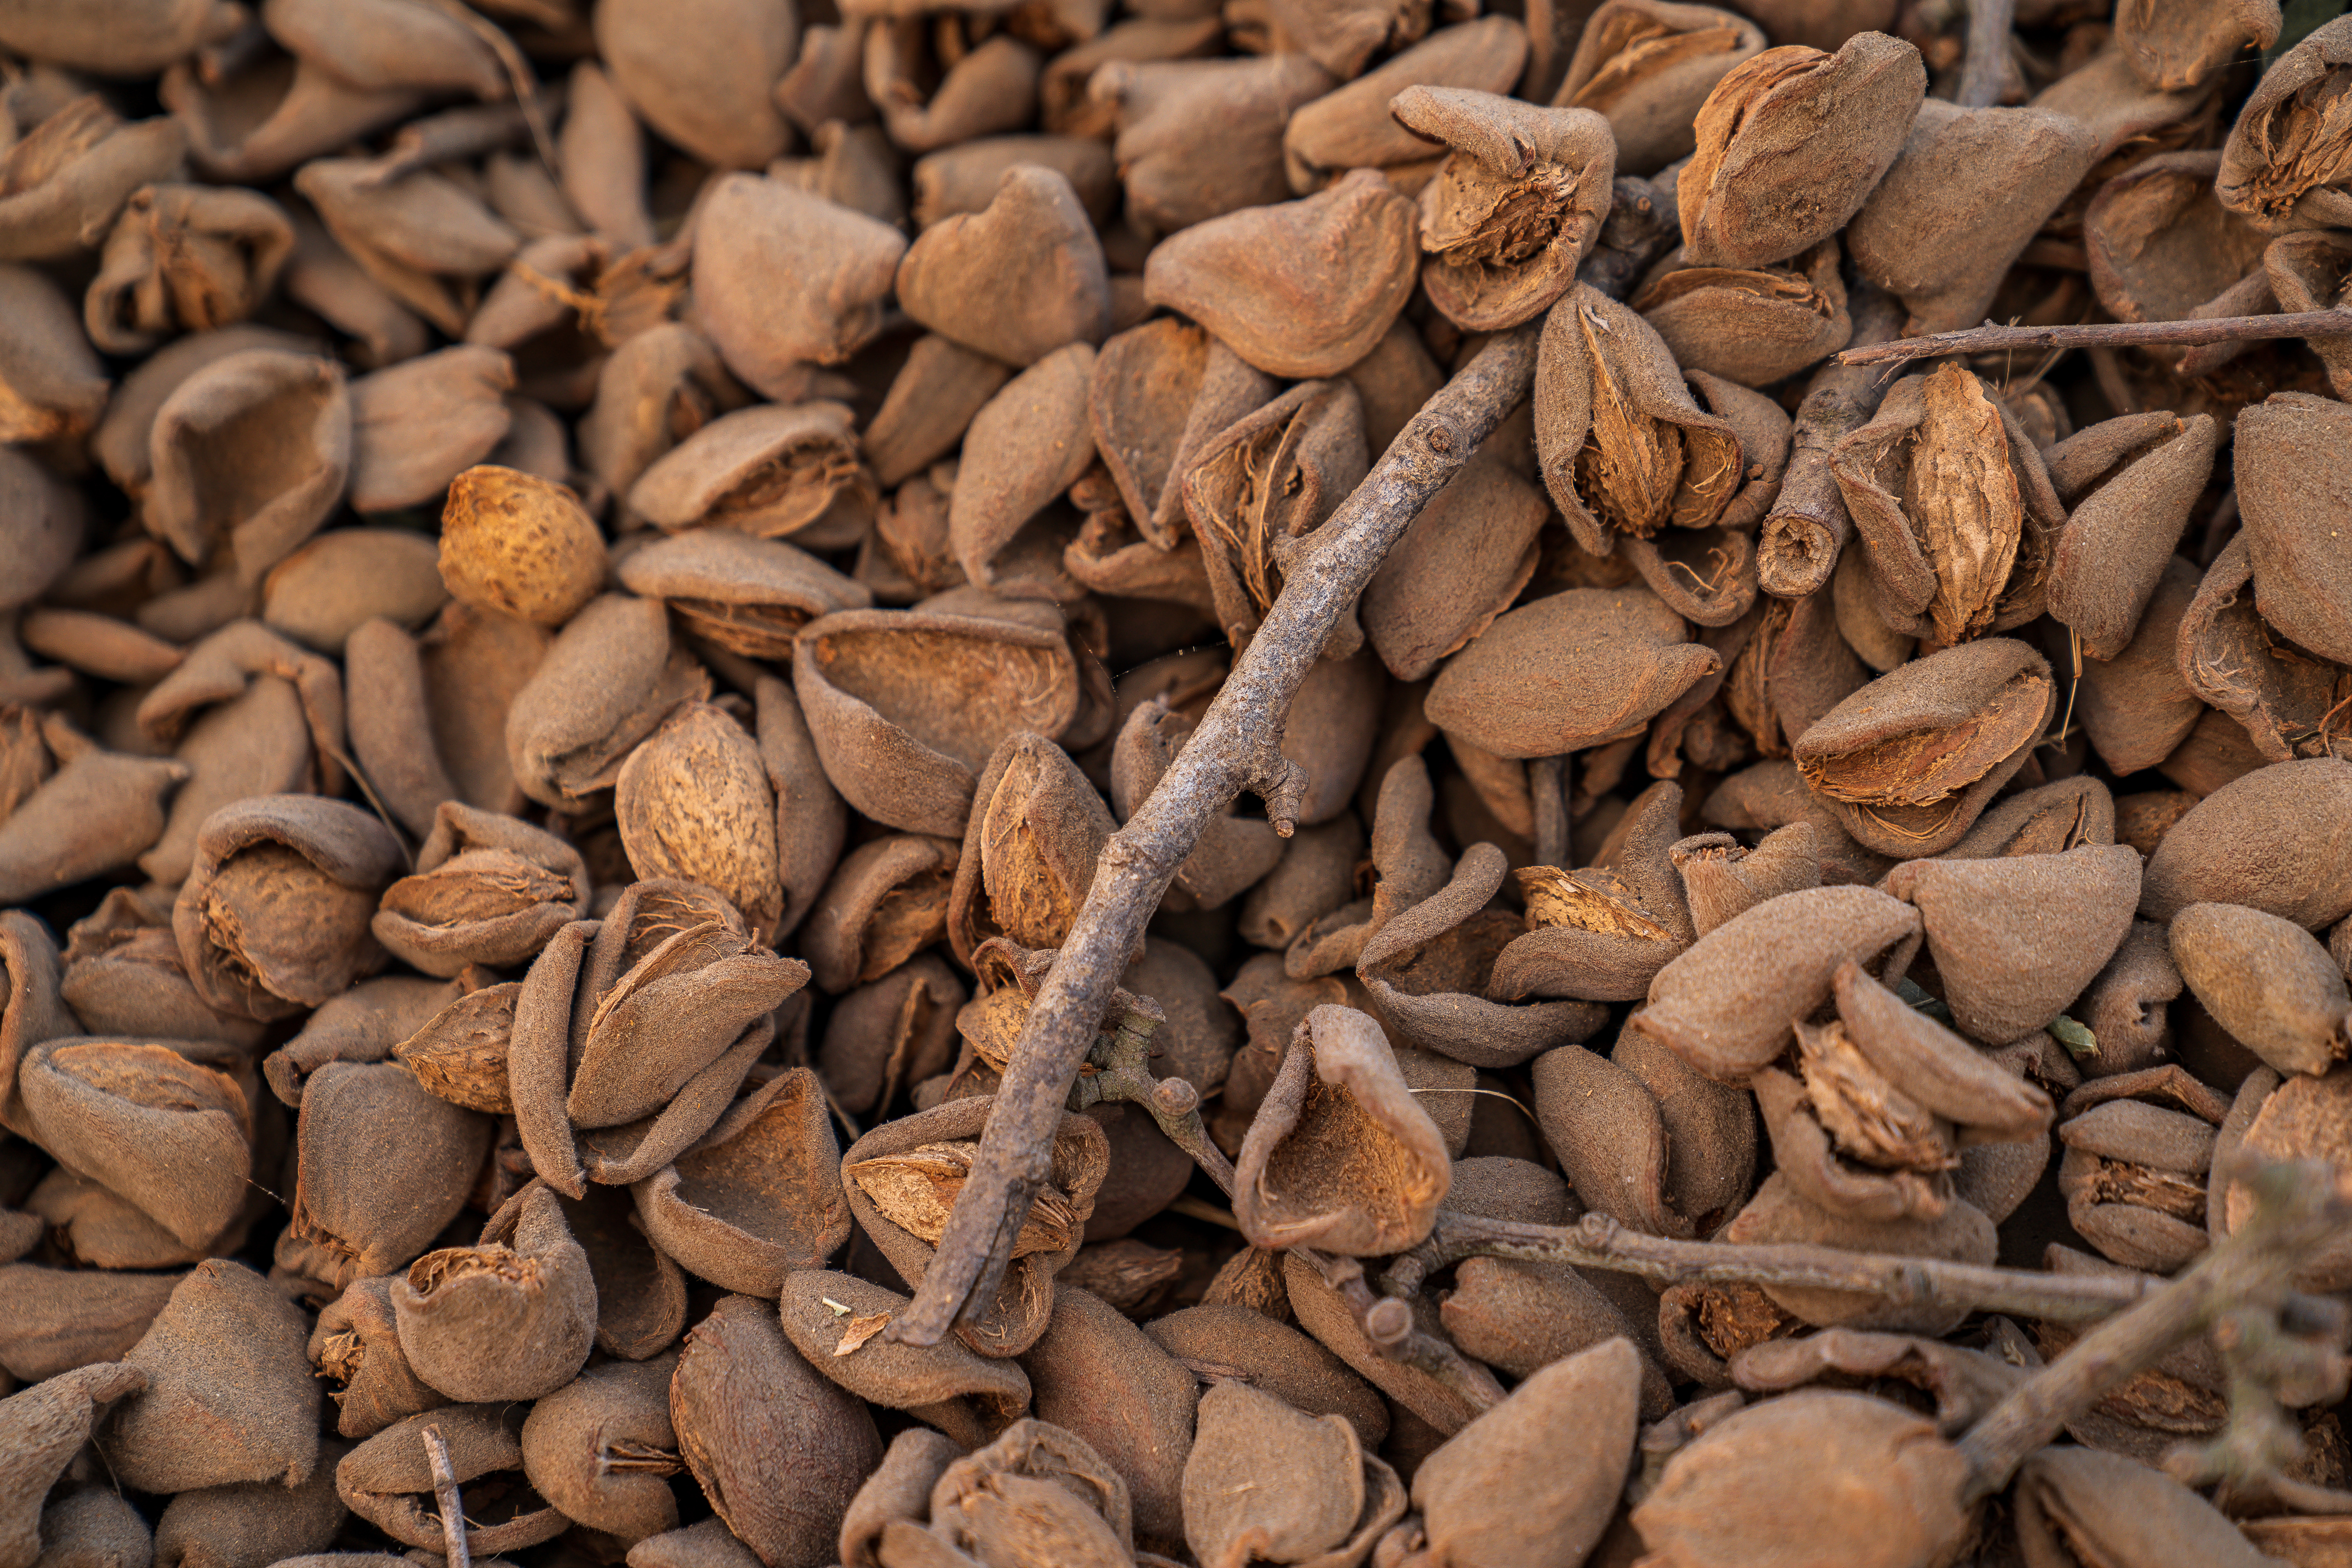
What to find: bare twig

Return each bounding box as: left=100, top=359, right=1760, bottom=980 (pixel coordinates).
left=1303, top=1247, right=1506, bottom=1418
left=422, top=1423, right=471, bottom=1568
left=888, top=194, right=1681, bottom=1353
left=1957, top=0, right=2016, bottom=109
left=1530, top=755, right=1570, bottom=867
left=1758, top=284, right=1906, bottom=599
left=1839, top=309, right=2352, bottom=368
left=1378, top=1210, right=2168, bottom=1326
left=1954, top=1162, right=2352, bottom=1502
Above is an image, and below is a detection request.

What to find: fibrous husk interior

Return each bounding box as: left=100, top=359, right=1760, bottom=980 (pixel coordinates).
left=1798, top=669, right=2051, bottom=808
left=383, top=849, right=573, bottom=927
left=1901, top=365, right=2025, bottom=647
left=1793, top=1020, right=1955, bottom=1173
left=1515, top=864, right=1674, bottom=940
left=850, top=1141, right=1078, bottom=1258
left=2240, top=61, right=2352, bottom=217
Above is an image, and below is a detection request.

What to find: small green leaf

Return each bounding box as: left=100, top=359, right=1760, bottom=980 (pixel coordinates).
left=2050, top=1015, right=2099, bottom=1060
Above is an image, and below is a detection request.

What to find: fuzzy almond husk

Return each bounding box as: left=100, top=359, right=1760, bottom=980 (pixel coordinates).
left=779, top=1270, right=1029, bottom=1443
left=1828, top=961, right=2055, bottom=1143
left=2014, top=1443, right=2278, bottom=1568
left=142, top=348, right=350, bottom=585
left=594, top=0, right=794, bottom=168
left=2176, top=533, right=2352, bottom=766
left=2140, top=758, right=2352, bottom=928
left=628, top=400, right=874, bottom=546
left=2234, top=390, right=2352, bottom=669
left=1143, top=169, right=1420, bottom=379
left=1829, top=363, right=2062, bottom=647
left=1880, top=845, right=2141, bottom=1045
left=1791, top=638, right=2053, bottom=858
left=392, top=1180, right=595, bottom=1403
left=1633, top=883, right=1922, bottom=1080
left=0, top=1264, right=178, bottom=1384
left=1282, top=17, right=1528, bottom=192
left=615, top=702, right=784, bottom=942
left=1533, top=284, right=1748, bottom=553
left=1183, top=1379, right=1403, bottom=1568
left=310, top=1276, right=444, bottom=1441
left=0, top=98, right=187, bottom=263
left=0, top=263, right=110, bottom=445
left=2263, top=227, right=2352, bottom=397
left=1554, top=2, right=1766, bottom=176
left=1088, top=318, right=1209, bottom=548
left=504, top=593, right=710, bottom=808
left=285, top=1058, right=489, bottom=1291
left=927, top=1417, right=1136, bottom=1568
left=579, top=323, right=746, bottom=518
left=1359, top=841, right=1609, bottom=1065
left=0, top=1363, right=147, bottom=1568
left=374, top=804, right=588, bottom=978
left=0, top=717, right=189, bottom=908
left=1146, top=1303, right=1388, bottom=1448
left=2220, top=1066, right=2352, bottom=1289
left=1099, top=53, right=1338, bottom=241
left=1363, top=449, right=1550, bottom=681
left=1263, top=0, right=1435, bottom=80
left=897, top=165, right=1109, bottom=367
left=2117, top=0, right=2282, bottom=93
left=802, top=834, right=961, bottom=995
left=672, top=1294, right=882, bottom=1566
left=1677, top=34, right=1926, bottom=269
left=1755, top=1056, right=1953, bottom=1224
left=949, top=343, right=1098, bottom=588
left=632, top=1067, right=849, bottom=1298
left=908, top=135, right=1115, bottom=231
left=1847, top=102, right=2101, bottom=336
left=552, top=1182, right=688, bottom=1363
left=260, top=973, right=451, bottom=1108
left=338, top=1404, right=566, bottom=1555
left=1728, top=1172, right=1997, bottom=1332
left=1395, top=88, right=1615, bottom=331
left=818, top=952, right=965, bottom=1118
left=756, top=673, right=850, bottom=945
left=842, top=1095, right=1107, bottom=1358
left=866, top=27, right=1042, bottom=156
left=1424, top=586, right=1718, bottom=759
left=2169, top=902, right=2350, bottom=1077
left=1233, top=1004, right=1451, bottom=1255
left=1281, top=1251, right=1488, bottom=1436
left=518, top=1353, right=681, bottom=1546
left=2045, top=414, right=2219, bottom=662
left=293, top=159, right=519, bottom=338
left=1633, top=238, right=1850, bottom=388
left=839, top=1428, right=964, bottom=1568
left=151, top=1433, right=351, bottom=1568
left=2217, top=14, right=2352, bottom=231
left=103, top=1260, right=317, bottom=1494
left=261, top=526, right=446, bottom=655
left=436, top=464, right=605, bottom=628
left=1631, top=1390, right=1972, bottom=1568
left=690, top=174, right=905, bottom=399
left=2086, top=149, right=2274, bottom=326
left=1411, top=1339, right=1639, bottom=1568
left=86, top=183, right=293, bottom=356
left=794, top=604, right=1082, bottom=837
left=1185, top=378, right=1372, bottom=660
left=2058, top=1093, right=2220, bottom=1272
left=1016, top=1286, right=1200, bottom=1543
left=1497, top=781, right=1693, bottom=1003
left=1672, top=821, right=1820, bottom=938
left=1276, top=651, right=1384, bottom=831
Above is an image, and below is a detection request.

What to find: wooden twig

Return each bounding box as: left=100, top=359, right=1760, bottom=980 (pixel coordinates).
left=1758, top=284, right=1905, bottom=599
left=1954, top=1162, right=2352, bottom=1503
left=1305, top=1247, right=1507, bottom=1418
left=1379, top=1210, right=2167, bottom=1326
left=422, top=1423, right=471, bottom=1568
left=887, top=196, right=1681, bottom=1354
left=1957, top=0, right=2016, bottom=109
left=1839, top=310, right=2352, bottom=368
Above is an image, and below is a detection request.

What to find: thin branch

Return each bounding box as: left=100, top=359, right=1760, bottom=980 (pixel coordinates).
left=1303, top=1246, right=1506, bottom=1419
left=1957, top=0, right=2015, bottom=109
left=422, top=1423, right=471, bottom=1568
left=1839, top=309, right=2352, bottom=368
left=1955, top=1161, right=2352, bottom=1502
left=1380, top=1210, right=2167, bottom=1326
left=1759, top=284, right=1905, bottom=599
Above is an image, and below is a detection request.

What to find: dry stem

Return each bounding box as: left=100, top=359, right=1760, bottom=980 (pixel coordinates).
left=1957, top=0, right=2015, bottom=109
left=1839, top=310, right=2352, bottom=368
left=1758, top=284, right=1905, bottom=599
left=889, top=200, right=1677, bottom=1353
left=422, top=1423, right=471, bottom=1568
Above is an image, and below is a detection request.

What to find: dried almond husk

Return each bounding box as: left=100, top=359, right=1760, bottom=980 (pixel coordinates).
left=2169, top=901, right=2350, bottom=1077
left=614, top=701, right=784, bottom=941
left=2218, top=1065, right=2352, bottom=1289
left=504, top=592, right=710, bottom=808
left=1265, top=0, right=1436, bottom=80
left=2177, top=533, right=2352, bottom=765
left=2086, top=149, right=2274, bottom=327
left=260, top=526, right=446, bottom=654
left=1829, top=363, right=2061, bottom=647
left=1633, top=238, right=1850, bottom=388
left=948, top=343, right=1098, bottom=587
left=1532, top=284, right=1746, bottom=552
left=2045, top=413, right=2219, bottom=662
left=595, top=0, right=795, bottom=168
left=1554, top=1, right=1765, bottom=175
left=839, top=1428, right=965, bottom=1568
left=0, top=1363, right=146, bottom=1567
left=0, top=97, right=187, bottom=263
left=2118, top=0, right=2283, bottom=93
left=897, top=165, right=1109, bottom=367
left=1362, top=448, right=1550, bottom=679
left=1183, top=1379, right=1396, bottom=1568
left=0, top=714, right=189, bottom=908
left=86, top=183, right=294, bottom=356
left=1185, top=379, right=1372, bottom=658
left=1678, top=33, right=1926, bottom=269
left=373, top=801, right=590, bottom=977
left=909, top=134, right=1116, bottom=231
left=926, top=1417, right=1135, bottom=1568
left=1497, top=780, right=1692, bottom=1003
left=866, top=25, right=1042, bottom=155
left=843, top=1095, right=1106, bottom=1357
left=1281, top=16, right=1527, bottom=192
left=579, top=323, right=747, bottom=521
left=2015, top=1443, right=2278, bottom=1568
left=778, top=1270, right=1029, bottom=1448
left=392, top=1180, right=596, bottom=1403
left=517, top=1352, right=680, bottom=1546
left=818, top=952, right=965, bottom=1118
left=284, top=1057, right=490, bottom=1291
left=2234, top=390, right=2352, bottom=669
left=2143, top=757, right=2352, bottom=927
left=337, top=1404, right=566, bottom=1556
left=1395, top=87, right=1615, bottom=331
left=0, top=1262, right=178, bottom=1384
left=801, top=833, right=960, bottom=994
left=104, top=1259, right=318, bottom=1494
left=1016, top=1284, right=1201, bottom=1543
left=1143, top=169, right=1420, bottom=379
left=293, top=158, right=521, bottom=337
left=1098, top=53, right=1337, bottom=240
left=852, top=1141, right=1082, bottom=1261
left=755, top=672, right=849, bottom=946
left=0, top=263, right=111, bottom=445
left=143, top=348, right=351, bottom=586
left=690, top=173, right=905, bottom=399
left=2217, top=13, right=2352, bottom=230
left=2058, top=1090, right=2220, bottom=1271
left=632, top=1066, right=850, bottom=1297
left=629, top=400, right=875, bottom=546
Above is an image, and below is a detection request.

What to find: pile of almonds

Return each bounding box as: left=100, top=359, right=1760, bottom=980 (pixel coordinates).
left=1, top=0, right=2350, bottom=1566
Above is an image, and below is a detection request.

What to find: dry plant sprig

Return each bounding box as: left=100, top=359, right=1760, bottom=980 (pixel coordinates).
left=1759, top=284, right=1906, bottom=598
left=422, top=1423, right=472, bottom=1568
left=890, top=194, right=1680, bottom=1354
left=1840, top=310, right=2352, bottom=368
left=1956, top=0, right=2016, bottom=110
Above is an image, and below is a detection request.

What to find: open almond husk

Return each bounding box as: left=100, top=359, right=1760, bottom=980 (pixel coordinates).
left=0, top=97, right=187, bottom=263
left=841, top=1094, right=1107, bottom=1357
left=372, top=802, right=590, bottom=977
left=1533, top=283, right=1747, bottom=554
left=1632, top=237, right=1849, bottom=388
left=58, top=887, right=256, bottom=1048
left=2045, top=412, right=2220, bottom=662
left=778, top=1270, right=1031, bottom=1450
left=1143, top=169, right=1420, bottom=379
left=1098, top=52, right=1337, bottom=241
left=86, top=183, right=294, bottom=357
left=2217, top=13, right=2352, bottom=232
left=142, top=348, right=351, bottom=586
left=632, top=1066, right=850, bottom=1297
left=924, top=1417, right=1137, bottom=1568
left=517, top=1352, right=681, bottom=1546
left=1394, top=87, right=1615, bottom=331
left=2058, top=1082, right=2223, bottom=1272
left=283, top=1057, right=490, bottom=1294
left=1791, top=638, right=2055, bottom=859
left=2215, top=1065, right=2352, bottom=1290
left=1233, top=1004, right=1450, bottom=1255
left=2085, top=148, right=2274, bottom=336
left=391, top=1179, right=596, bottom=1403
left=510, top=880, right=807, bottom=1197
left=0, top=263, right=111, bottom=447
left=689, top=173, right=905, bottom=400
left=504, top=592, right=710, bottom=809
left=1677, top=33, right=1926, bottom=269
left=818, top=952, right=965, bottom=1118
left=0, top=713, right=189, bottom=908
left=338, top=1404, right=568, bottom=1556
left=628, top=400, right=876, bottom=546
left=1496, top=780, right=1693, bottom=1002
left=292, top=158, right=520, bottom=338
left=794, top=603, right=1083, bottom=838
left=311, top=1276, right=444, bottom=1441
left=1282, top=16, right=1528, bottom=192
left=1183, top=1377, right=1405, bottom=1568
left=802, top=833, right=960, bottom=995
left=1828, top=363, right=2063, bottom=647
left=1553, top=1, right=1765, bottom=175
